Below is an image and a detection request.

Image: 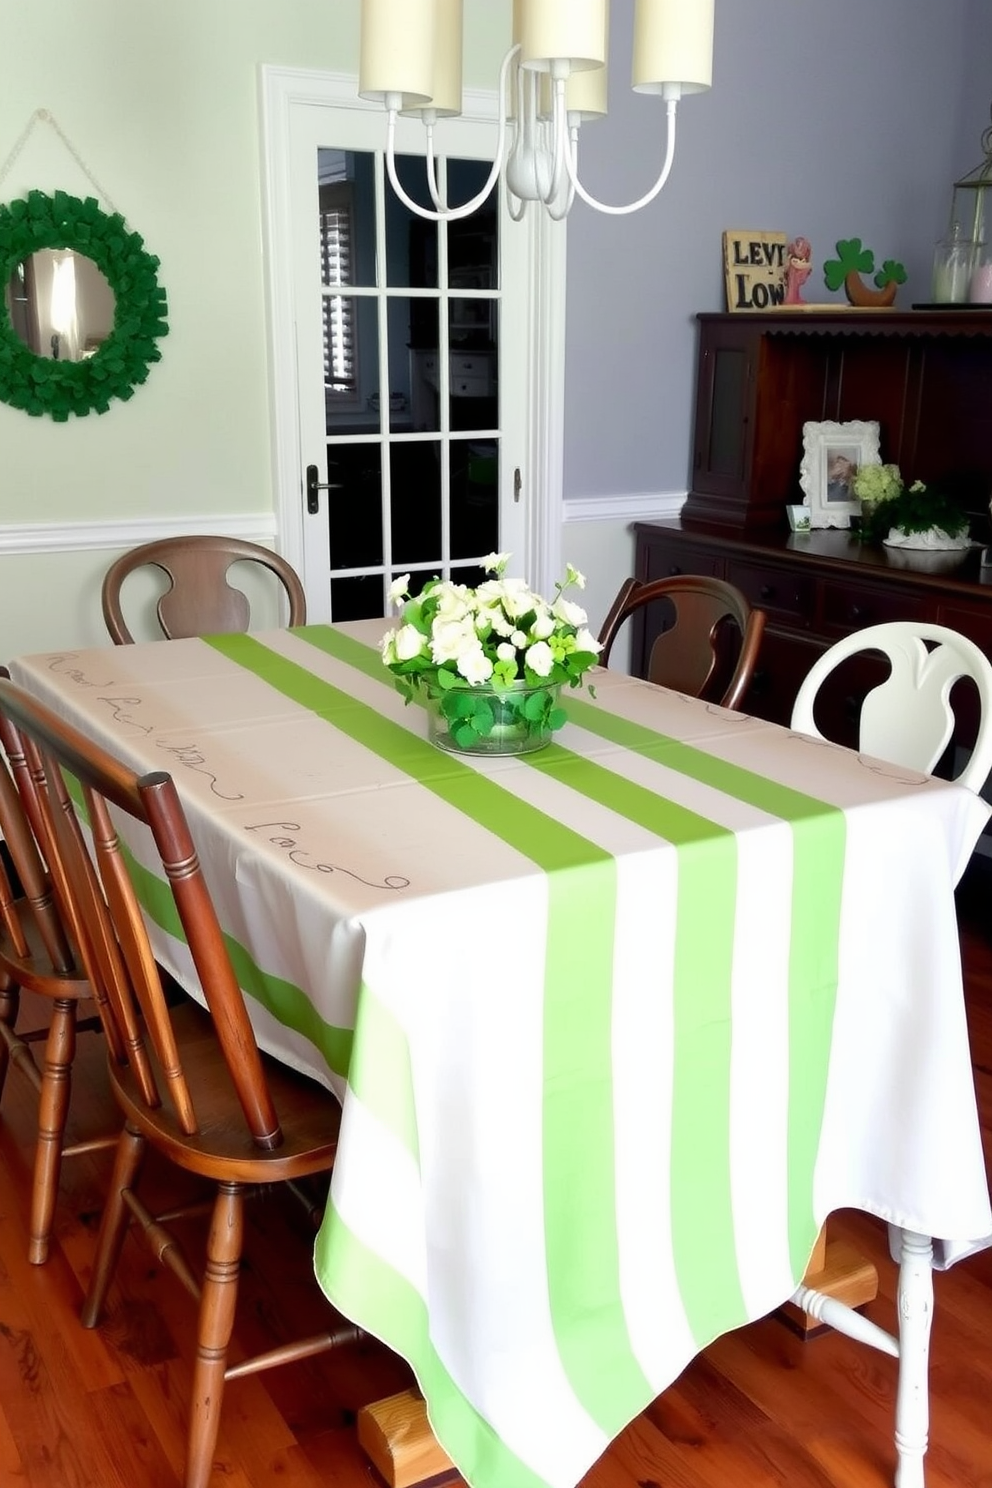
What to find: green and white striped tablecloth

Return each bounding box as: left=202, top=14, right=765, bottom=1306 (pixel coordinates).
left=12, top=621, right=992, bottom=1488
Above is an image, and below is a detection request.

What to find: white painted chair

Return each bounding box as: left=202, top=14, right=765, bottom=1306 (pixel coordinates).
left=790, top=620, right=992, bottom=1488
left=791, top=619, right=992, bottom=794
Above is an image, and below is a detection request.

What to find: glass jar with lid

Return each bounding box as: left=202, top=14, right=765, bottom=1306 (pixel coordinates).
left=932, top=224, right=982, bottom=303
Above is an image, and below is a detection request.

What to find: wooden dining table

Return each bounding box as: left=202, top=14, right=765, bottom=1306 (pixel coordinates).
left=9, top=619, right=992, bottom=1488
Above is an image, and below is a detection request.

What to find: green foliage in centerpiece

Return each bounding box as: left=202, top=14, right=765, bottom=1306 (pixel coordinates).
left=381, top=554, right=601, bottom=749
left=853, top=463, right=970, bottom=546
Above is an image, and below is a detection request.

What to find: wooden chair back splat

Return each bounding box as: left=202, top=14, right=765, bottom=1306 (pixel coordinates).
left=101, top=534, right=307, bottom=644
left=597, top=574, right=766, bottom=711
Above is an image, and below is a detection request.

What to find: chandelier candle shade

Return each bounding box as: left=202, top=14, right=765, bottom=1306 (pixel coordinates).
left=380, top=555, right=601, bottom=755
left=358, top=0, right=715, bottom=221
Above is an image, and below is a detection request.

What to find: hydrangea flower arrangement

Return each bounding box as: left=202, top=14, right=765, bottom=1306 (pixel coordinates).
left=852, top=462, right=970, bottom=546
left=380, top=554, right=602, bottom=750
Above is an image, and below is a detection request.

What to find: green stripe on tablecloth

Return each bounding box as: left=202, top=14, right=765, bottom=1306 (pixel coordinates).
left=64, top=776, right=354, bottom=1080
left=205, top=632, right=652, bottom=1434
left=526, top=746, right=740, bottom=1346
left=561, top=694, right=847, bottom=1287
left=315, top=1196, right=552, bottom=1488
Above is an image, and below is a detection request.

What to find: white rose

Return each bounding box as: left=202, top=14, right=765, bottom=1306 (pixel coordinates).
left=433, top=583, right=471, bottom=620
left=394, top=624, right=428, bottom=662
left=387, top=574, right=411, bottom=607
left=431, top=617, right=477, bottom=664
left=501, top=580, right=537, bottom=619
left=480, top=605, right=515, bottom=638
left=495, top=641, right=517, bottom=662
left=525, top=640, right=554, bottom=677
left=482, top=551, right=511, bottom=574
left=530, top=610, right=555, bottom=640
left=574, top=627, right=602, bottom=655
left=511, top=629, right=527, bottom=649
left=565, top=564, right=586, bottom=590
left=457, top=645, right=494, bottom=684
left=552, top=596, right=588, bottom=628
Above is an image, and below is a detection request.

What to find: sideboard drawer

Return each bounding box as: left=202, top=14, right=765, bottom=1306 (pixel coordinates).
left=821, top=581, right=927, bottom=635
left=727, top=560, right=813, bottom=623
left=937, top=603, right=992, bottom=658
left=640, top=541, right=723, bottom=582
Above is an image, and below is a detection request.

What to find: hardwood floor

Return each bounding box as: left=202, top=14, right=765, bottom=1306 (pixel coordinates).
left=0, top=861, right=990, bottom=1488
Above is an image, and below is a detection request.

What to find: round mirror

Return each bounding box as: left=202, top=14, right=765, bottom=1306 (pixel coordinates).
left=0, top=189, right=168, bottom=419
left=6, top=248, right=115, bottom=361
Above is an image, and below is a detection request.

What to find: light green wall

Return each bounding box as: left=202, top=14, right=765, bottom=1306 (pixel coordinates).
left=0, top=0, right=510, bottom=654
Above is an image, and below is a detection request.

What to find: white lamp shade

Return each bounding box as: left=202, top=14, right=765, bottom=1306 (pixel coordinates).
left=632, top=0, right=714, bottom=94
left=403, top=0, right=463, bottom=116
left=520, top=0, right=607, bottom=74
left=360, top=0, right=436, bottom=106
left=565, top=0, right=608, bottom=121
left=565, top=62, right=608, bottom=119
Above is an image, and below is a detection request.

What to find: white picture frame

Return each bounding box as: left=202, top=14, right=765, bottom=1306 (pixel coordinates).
left=799, top=419, right=881, bottom=529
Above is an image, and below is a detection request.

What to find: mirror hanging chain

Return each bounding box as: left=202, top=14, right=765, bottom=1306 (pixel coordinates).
left=0, top=108, right=120, bottom=214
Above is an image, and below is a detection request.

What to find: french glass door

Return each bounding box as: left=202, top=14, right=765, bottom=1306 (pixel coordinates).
left=285, top=99, right=530, bottom=622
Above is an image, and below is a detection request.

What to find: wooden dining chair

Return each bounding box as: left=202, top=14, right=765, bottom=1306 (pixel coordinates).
left=791, top=619, right=992, bottom=791
left=597, top=574, right=766, bottom=710
left=0, top=684, right=118, bottom=1265
left=0, top=678, right=358, bottom=1488
left=101, top=534, right=307, bottom=643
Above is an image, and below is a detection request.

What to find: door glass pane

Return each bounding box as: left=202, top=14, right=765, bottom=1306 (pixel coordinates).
left=331, top=574, right=385, bottom=622
left=326, top=294, right=379, bottom=436
left=385, top=297, right=417, bottom=430
left=317, top=150, right=375, bottom=288
left=328, top=443, right=382, bottom=569
left=386, top=156, right=437, bottom=289
left=448, top=326, right=497, bottom=432
left=391, top=440, right=440, bottom=566
left=451, top=561, right=488, bottom=589
left=450, top=438, right=498, bottom=561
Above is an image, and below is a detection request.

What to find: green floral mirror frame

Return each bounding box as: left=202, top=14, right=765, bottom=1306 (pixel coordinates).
left=0, top=189, right=168, bottom=420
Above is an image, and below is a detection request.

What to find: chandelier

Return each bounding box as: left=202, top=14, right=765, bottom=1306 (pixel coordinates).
left=359, top=0, right=714, bottom=222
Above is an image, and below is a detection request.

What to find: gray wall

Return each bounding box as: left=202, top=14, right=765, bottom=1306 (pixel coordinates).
left=564, top=0, right=992, bottom=502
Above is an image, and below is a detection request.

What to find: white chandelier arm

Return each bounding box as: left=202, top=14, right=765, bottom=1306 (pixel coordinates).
left=564, top=97, right=679, bottom=217
left=383, top=46, right=518, bottom=223
left=423, top=123, right=444, bottom=211
left=541, top=79, right=570, bottom=210
left=544, top=127, right=576, bottom=222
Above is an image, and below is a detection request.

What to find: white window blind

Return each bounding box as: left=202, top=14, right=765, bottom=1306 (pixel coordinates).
left=319, top=182, right=357, bottom=398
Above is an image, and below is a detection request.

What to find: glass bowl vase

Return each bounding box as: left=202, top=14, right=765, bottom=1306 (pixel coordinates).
left=424, top=680, right=564, bottom=756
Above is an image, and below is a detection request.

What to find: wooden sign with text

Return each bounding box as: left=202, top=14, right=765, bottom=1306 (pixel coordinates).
left=723, top=230, right=787, bottom=311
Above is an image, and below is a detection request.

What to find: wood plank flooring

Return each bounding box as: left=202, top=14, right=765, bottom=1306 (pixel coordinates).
left=0, top=860, right=990, bottom=1488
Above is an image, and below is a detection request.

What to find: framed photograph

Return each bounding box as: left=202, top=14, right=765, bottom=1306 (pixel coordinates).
left=799, top=420, right=880, bottom=528
left=786, top=503, right=811, bottom=533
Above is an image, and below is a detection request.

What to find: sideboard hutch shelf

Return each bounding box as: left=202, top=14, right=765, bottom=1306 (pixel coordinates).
left=686, top=308, right=992, bottom=532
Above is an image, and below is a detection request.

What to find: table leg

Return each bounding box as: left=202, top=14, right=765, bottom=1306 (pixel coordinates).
left=357, top=1388, right=457, bottom=1488
left=776, top=1219, right=878, bottom=1338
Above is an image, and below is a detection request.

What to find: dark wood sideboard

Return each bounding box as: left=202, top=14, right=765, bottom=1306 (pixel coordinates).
left=632, top=309, right=992, bottom=748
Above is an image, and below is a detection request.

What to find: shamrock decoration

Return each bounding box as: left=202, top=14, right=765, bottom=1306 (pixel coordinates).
left=823, top=238, right=907, bottom=308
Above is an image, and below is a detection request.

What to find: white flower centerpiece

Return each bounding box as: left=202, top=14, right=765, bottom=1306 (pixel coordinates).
left=380, top=553, right=602, bottom=755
